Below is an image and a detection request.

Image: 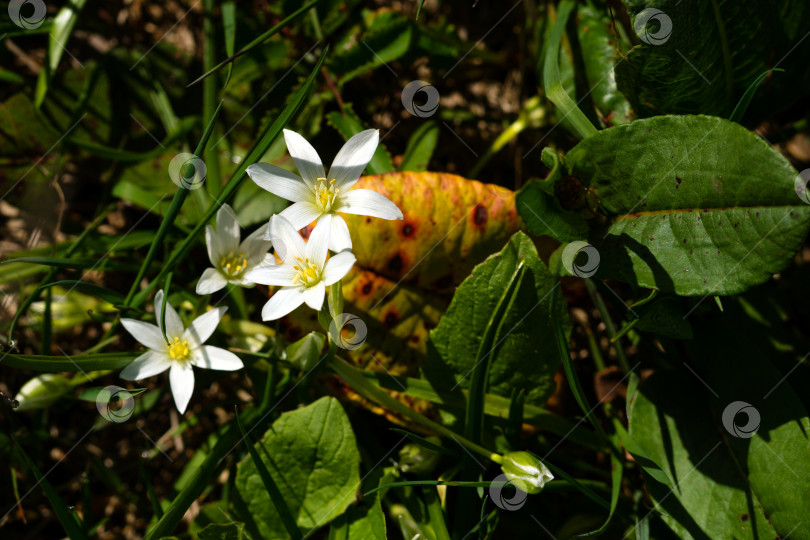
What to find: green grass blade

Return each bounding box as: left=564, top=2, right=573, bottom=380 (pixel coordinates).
left=1, top=352, right=136, bottom=371
left=465, top=262, right=526, bottom=445
left=34, top=0, right=88, bottom=108
left=187, top=0, right=323, bottom=87
left=222, top=1, right=236, bottom=86
left=9, top=432, right=90, bottom=540
left=143, top=405, right=267, bottom=539
left=729, top=69, right=784, bottom=124
left=543, top=0, right=597, bottom=140
left=122, top=101, right=224, bottom=306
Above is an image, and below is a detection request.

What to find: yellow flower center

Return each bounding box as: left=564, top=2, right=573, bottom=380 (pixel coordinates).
left=219, top=250, right=248, bottom=278
left=291, top=256, right=322, bottom=288
left=314, top=177, right=339, bottom=212
left=167, top=336, right=191, bottom=362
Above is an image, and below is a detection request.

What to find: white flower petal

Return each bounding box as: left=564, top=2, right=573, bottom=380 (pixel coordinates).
left=268, top=215, right=307, bottom=266
left=120, top=350, right=171, bottom=381
left=192, top=346, right=244, bottom=371
left=328, top=214, right=352, bottom=252
left=247, top=162, right=313, bottom=203
left=196, top=267, right=228, bottom=295
left=335, top=189, right=403, bottom=220
left=283, top=129, right=325, bottom=184
left=305, top=214, right=331, bottom=267
left=240, top=225, right=274, bottom=264
left=169, top=362, right=195, bottom=414
left=205, top=224, right=222, bottom=265
left=244, top=264, right=298, bottom=286
left=261, top=287, right=305, bottom=320
left=121, top=319, right=166, bottom=350
left=328, top=129, right=379, bottom=190
left=154, top=290, right=184, bottom=338
left=183, top=306, right=227, bottom=348
left=278, top=201, right=323, bottom=230
left=216, top=204, right=241, bottom=249
left=322, top=251, right=356, bottom=285
left=302, top=285, right=325, bottom=311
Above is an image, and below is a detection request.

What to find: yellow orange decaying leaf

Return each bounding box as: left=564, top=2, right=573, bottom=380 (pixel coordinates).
left=338, top=171, right=523, bottom=292
left=286, top=171, right=525, bottom=375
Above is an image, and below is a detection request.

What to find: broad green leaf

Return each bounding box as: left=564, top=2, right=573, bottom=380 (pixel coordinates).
left=617, top=0, right=810, bottom=119
left=285, top=332, right=326, bottom=371
left=234, top=397, right=360, bottom=538
left=516, top=181, right=589, bottom=242
left=565, top=115, right=810, bottom=295
left=198, top=522, right=245, bottom=540
left=328, top=478, right=387, bottom=540
left=423, top=232, right=564, bottom=405
left=628, top=306, right=810, bottom=539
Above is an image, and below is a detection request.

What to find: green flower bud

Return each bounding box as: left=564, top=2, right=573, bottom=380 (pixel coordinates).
left=500, top=451, right=554, bottom=494
left=398, top=437, right=442, bottom=474
left=14, top=374, right=73, bottom=411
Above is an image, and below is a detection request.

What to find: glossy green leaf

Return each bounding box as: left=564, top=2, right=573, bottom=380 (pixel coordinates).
left=516, top=180, right=589, bottom=242
left=628, top=308, right=810, bottom=538
left=285, top=332, right=326, bottom=371
left=234, top=397, right=360, bottom=538
left=617, top=0, right=810, bottom=119
left=423, top=232, right=564, bottom=405
left=566, top=115, right=810, bottom=295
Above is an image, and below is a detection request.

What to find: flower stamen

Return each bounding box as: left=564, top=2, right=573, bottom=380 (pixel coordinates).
left=167, top=336, right=191, bottom=362
left=314, top=177, right=339, bottom=212
left=292, top=256, right=322, bottom=288
left=219, top=250, right=248, bottom=278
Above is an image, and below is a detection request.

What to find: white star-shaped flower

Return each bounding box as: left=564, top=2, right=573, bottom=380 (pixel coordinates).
left=246, top=129, right=403, bottom=252
left=196, top=204, right=275, bottom=295
left=244, top=214, right=356, bottom=320
left=120, top=290, right=244, bottom=413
